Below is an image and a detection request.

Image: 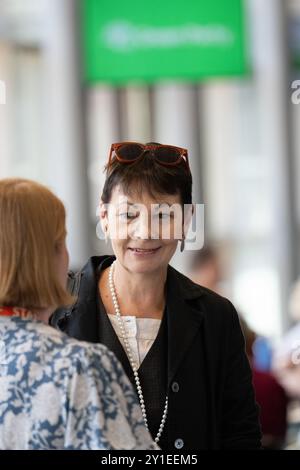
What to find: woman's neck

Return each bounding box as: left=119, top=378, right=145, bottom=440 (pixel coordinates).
left=0, top=306, right=54, bottom=324
left=102, top=261, right=168, bottom=319
left=32, top=307, right=54, bottom=324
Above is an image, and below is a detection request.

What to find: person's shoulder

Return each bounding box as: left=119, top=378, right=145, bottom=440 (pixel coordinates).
left=169, top=264, right=234, bottom=307
left=169, top=265, right=239, bottom=332
left=65, top=255, right=114, bottom=296
left=80, top=255, right=115, bottom=282
left=35, top=321, right=112, bottom=362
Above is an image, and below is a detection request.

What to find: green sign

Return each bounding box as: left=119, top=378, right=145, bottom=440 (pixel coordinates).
left=82, top=0, right=247, bottom=84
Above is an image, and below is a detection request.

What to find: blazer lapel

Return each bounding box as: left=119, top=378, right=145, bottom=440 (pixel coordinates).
left=97, top=299, right=134, bottom=380
left=166, top=265, right=204, bottom=387
left=95, top=256, right=134, bottom=381
left=95, top=257, right=206, bottom=389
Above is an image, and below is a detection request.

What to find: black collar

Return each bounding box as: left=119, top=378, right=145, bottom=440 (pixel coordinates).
left=77, top=255, right=205, bottom=385
left=81, top=254, right=206, bottom=301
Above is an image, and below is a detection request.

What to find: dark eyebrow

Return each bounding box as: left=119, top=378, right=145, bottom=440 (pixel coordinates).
left=116, top=202, right=176, bottom=208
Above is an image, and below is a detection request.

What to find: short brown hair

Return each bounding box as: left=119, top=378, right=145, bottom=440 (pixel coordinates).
left=0, top=178, right=73, bottom=310
left=101, top=143, right=193, bottom=205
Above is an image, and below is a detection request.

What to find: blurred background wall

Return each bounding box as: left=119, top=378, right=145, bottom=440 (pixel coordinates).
left=1, top=0, right=300, bottom=343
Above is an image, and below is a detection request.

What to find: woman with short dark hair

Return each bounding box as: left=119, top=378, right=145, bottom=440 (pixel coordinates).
left=52, top=142, right=261, bottom=450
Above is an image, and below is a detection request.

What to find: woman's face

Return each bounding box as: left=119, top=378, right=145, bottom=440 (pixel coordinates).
left=101, top=184, right=187, bottom=274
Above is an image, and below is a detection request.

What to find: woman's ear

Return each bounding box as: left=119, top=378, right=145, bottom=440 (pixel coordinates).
left=98, top=200, right=108, bottom=234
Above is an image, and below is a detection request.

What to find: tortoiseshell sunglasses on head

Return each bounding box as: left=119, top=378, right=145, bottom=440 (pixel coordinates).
left=107, top=142, right=190, bottom=172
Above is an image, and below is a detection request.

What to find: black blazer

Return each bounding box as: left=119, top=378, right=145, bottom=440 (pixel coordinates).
left=51, top=255, right=261, bottom=450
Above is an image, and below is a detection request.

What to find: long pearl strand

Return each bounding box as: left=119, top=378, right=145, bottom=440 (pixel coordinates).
left=108, top=260, right=168, bottom=444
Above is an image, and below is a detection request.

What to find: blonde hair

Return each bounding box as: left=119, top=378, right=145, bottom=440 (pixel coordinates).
left=0, top=178, right=73, bottom=310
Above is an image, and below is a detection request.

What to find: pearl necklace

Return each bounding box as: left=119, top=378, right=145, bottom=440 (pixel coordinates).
left=108, top=260, right=168, bottom=444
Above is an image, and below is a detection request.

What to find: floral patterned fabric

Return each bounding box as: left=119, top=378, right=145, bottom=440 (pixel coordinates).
left=0, top=315, right=156, bottom=450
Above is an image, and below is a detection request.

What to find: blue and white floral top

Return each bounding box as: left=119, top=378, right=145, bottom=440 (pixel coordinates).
left=0, top=315, right=156, bottom=450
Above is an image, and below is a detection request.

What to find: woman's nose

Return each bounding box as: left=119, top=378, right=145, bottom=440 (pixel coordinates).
left=131, top=216, right=151, bottom=239
left=130, top=213, right=160, bottom=240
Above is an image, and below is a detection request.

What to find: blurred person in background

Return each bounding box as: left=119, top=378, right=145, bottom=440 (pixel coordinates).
left=190, top=245, right=224, bottom=294
left=52, top=141, right=261, bottom=450
left=239, top=316, right=288, bottom=449
left=191, top=246, right=273, bottom=372
left=273, top=279, right=300, bottom=398
left=0, top=178, right=156, bottom=450
left=272, top=279, right=300, bottom=449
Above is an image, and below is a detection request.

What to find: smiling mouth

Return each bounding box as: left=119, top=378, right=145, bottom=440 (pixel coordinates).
left=128, top=247, right=161, bottom=253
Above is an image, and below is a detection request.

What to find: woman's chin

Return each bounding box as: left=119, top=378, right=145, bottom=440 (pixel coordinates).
left=124, top=251, right=165, bottom=273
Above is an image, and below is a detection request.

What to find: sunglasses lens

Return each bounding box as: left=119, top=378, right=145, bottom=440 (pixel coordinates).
left=116, top=143, right=144, bottom=161
left=154, top=146, right=181, bottom=164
